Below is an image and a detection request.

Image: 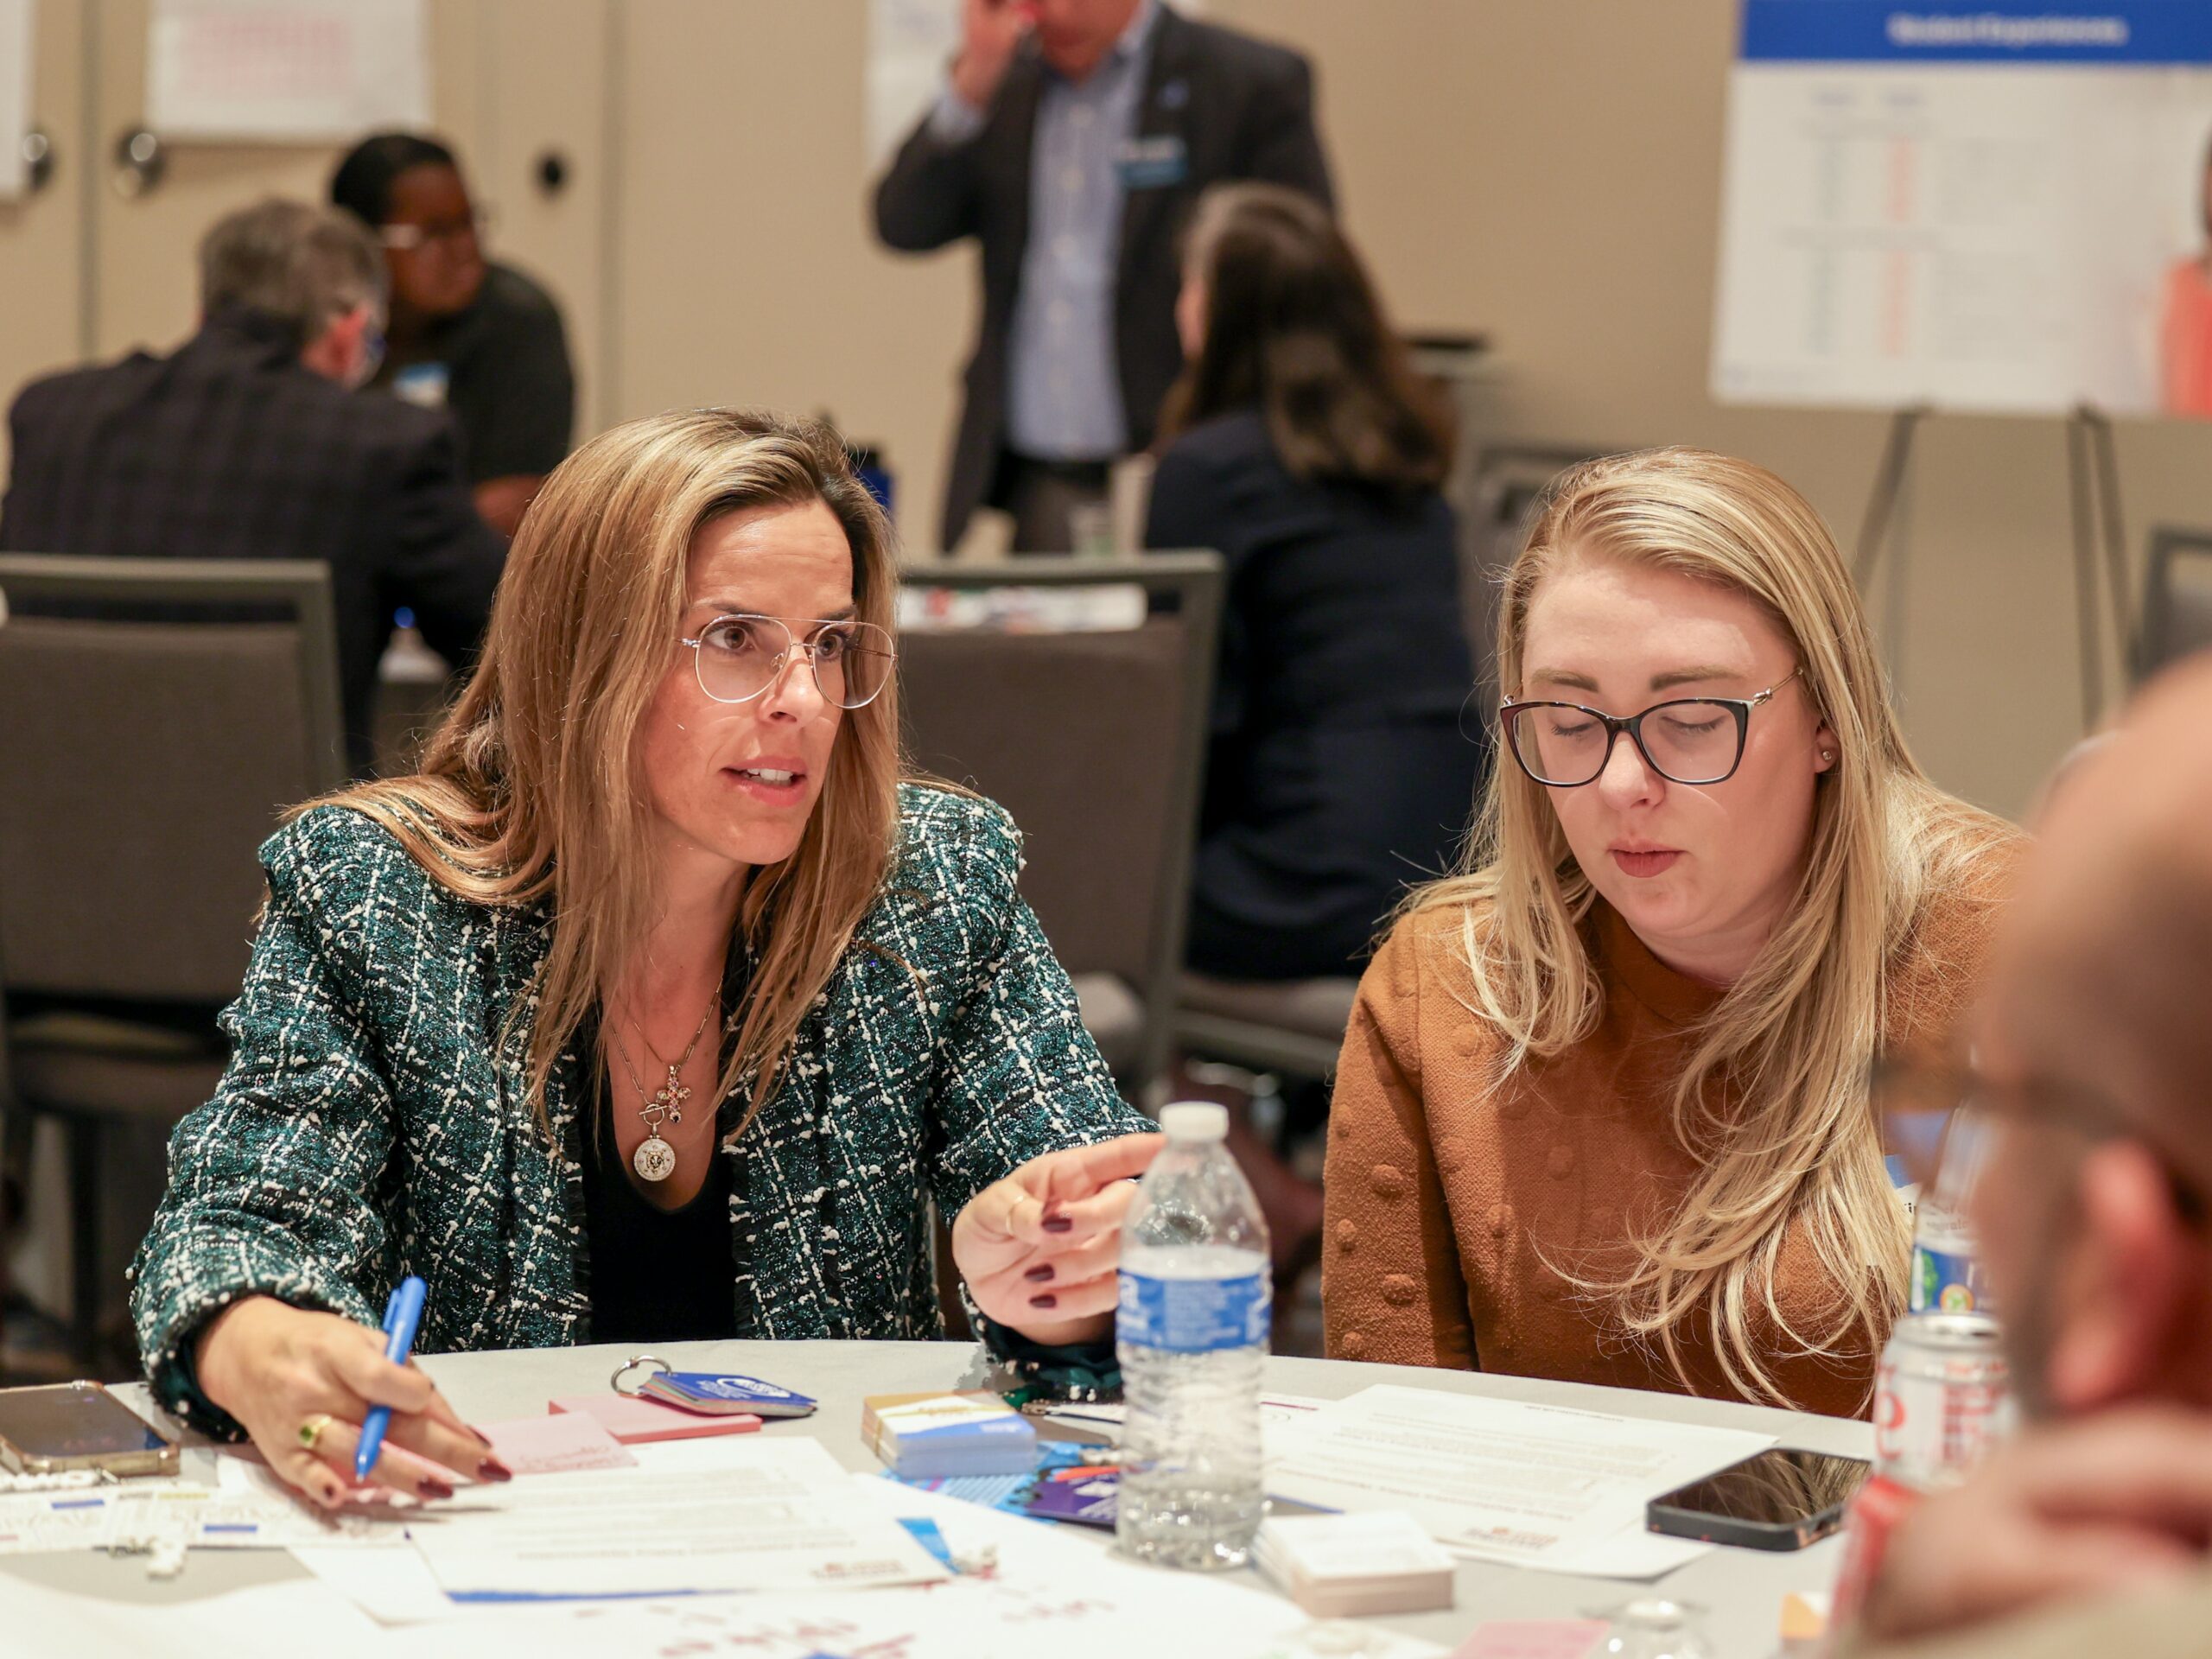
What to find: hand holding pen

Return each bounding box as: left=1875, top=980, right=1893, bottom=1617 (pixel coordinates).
left=193, top=1280, right=512, bottom=1510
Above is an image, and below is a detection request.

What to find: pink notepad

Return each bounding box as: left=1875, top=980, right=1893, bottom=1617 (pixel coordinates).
left=550, top=1393, right=766, bottom=1444
left=481, top=1411, right=637, bottom=1473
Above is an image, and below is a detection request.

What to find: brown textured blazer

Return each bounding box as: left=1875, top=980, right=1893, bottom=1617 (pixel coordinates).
left=1321, top=835, right=2018, bottom=1419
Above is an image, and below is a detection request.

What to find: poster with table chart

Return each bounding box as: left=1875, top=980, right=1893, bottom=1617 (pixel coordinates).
left=1712, top=3, right=2212, bottom=416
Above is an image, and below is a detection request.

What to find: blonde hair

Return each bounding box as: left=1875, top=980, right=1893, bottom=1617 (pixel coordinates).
left=1410, top=447, right=2009, bottom=1407
left=313, top=408, right=903, bottom=1141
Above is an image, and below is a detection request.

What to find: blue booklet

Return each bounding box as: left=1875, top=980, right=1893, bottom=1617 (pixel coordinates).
left=639, top=1371, right=818, bottom=1418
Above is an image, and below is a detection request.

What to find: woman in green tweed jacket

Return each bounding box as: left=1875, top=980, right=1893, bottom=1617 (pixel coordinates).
left=129, top=410, right=1158, bottom=1508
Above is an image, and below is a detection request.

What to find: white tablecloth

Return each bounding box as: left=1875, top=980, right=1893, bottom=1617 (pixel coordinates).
left=0, top=1340, right=1867, bottom=1656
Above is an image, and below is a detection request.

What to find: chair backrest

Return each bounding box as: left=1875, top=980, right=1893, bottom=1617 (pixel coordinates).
left=2139, top=528, right=2212, bottom=681
left=895, top=553, right=1224, bottom=1092
left=0, top=556, right=346, bottom=1007
left=1459, top=443, right=1616, bottom=710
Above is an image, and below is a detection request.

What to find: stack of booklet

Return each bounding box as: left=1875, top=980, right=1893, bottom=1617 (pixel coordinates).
left=1251, top=1510, right=1457, bottom=1618
left=861, top=1391, right=1038, bottom=1479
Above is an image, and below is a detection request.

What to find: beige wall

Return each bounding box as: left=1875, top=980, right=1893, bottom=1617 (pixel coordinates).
left=1196, top=0, right=2212, bottom=819
left=610, top=1, right=977, bottom=563
left=611, top=0, right=2212, bottom=817
left=10, top=2, right=2211, bottom=817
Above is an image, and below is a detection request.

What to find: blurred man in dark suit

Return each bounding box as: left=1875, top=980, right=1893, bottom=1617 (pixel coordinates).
left=0, top=198, right=503, bottom=773
left=874, top=0, right=1332, bottom=553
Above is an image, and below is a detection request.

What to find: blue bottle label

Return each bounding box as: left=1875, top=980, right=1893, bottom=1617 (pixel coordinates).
left=1910, top=1245, right=1985, bottom=1314
left=1117, top=1269, right=1269, bottom=1353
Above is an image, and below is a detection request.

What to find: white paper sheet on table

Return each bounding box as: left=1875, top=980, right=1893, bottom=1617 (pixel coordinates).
left=402, top=1436, right=949, bottom=1599
left=375, top=1475, right=1444, bottom=1659
left=1265, top=1386, right=1773, bottom=1578
left=0, top=1467, right=386, bottom=1555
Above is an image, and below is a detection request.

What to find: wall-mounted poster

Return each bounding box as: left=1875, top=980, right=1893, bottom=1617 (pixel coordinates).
left=147, top=0, right=429, bottom=143
left=1713, top=3, right=2212, bottom=417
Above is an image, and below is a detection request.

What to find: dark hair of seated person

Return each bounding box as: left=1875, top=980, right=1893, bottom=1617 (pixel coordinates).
left=1155, top=182, right=1452, bottom=493
left=329, top=131, right=461, bottom=228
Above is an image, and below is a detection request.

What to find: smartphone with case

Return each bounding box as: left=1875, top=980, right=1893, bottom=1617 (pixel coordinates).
left=1647, top=1447, right=1872, bottom=1551
left=0, top=1381, right=180, bottom=1477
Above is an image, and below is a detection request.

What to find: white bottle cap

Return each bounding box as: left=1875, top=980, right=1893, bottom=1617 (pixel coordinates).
left=1157, top=1101, right=1230, bottom=1142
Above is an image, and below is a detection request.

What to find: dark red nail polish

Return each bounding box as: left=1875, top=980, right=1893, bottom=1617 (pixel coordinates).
left=478, top=1458, right=514, bottom=1483
left=1029, top=1293, right=1058, bottom=1309
left=1024, top=1263, right=1055, bottom=1282
left=421, top=1477, right=455, bottom=1500
left=1042, top=1216, right=1074, bottom=1234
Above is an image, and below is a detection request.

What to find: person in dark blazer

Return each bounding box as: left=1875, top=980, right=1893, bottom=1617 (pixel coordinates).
left=1146, top=183, right=1482, bottom=984
left=873, top=0, right=1332, bottom=554
left=0, top=198, right=505, bottom=775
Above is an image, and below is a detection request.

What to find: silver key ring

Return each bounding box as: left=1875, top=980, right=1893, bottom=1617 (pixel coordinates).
left=610, top=1353, right=671, bottom=1396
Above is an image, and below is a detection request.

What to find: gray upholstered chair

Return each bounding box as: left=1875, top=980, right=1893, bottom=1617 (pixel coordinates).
left=897, top=554, right=1224, bottom=1098
left=2138, top=528, right=2212, bottom=682
left=0, top=556, right=346, bottom=1367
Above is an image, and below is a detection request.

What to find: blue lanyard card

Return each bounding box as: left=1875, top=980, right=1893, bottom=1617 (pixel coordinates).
left=639, top=1371, right=818, bottom=1418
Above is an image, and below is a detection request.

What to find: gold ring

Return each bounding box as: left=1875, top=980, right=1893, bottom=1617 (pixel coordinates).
left=297, top=1413, right=334, bottom=1452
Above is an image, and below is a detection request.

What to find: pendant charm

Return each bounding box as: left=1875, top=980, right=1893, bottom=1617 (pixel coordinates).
left=632, top=1131, right=677, bottom=1183
left=654, top=1065, right=693, bottom=1125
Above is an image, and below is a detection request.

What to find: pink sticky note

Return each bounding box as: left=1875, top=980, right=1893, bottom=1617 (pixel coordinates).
left=1451, top=1621, right=1610, bottom=1659
left=480, top=1411, right=638, bottom=1474
left=550, top=1394, right=765, bottom=1445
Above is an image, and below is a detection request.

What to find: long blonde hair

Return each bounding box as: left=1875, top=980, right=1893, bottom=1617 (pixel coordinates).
left=315, top=409, right=903, bottom=1140
left=1412, top=447, right=2008, bottom=1406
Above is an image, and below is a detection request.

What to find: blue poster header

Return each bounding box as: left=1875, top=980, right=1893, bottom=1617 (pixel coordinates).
left=1741, top=3, right=2212, bottom=65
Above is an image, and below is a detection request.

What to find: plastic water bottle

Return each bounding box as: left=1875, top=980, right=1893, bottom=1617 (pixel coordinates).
left=1115, top=1100, right=1270, bottom=1570
left=1906, top=1106, right=1993, bottom=1315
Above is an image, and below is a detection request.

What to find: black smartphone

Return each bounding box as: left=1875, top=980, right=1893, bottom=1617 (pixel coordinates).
left=1647, top=1447, right=1872, bottom=1551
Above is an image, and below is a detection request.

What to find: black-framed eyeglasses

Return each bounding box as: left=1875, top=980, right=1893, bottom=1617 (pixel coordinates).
left=1871, top=1054, right=2208, bottom=1227
left=1499, top=665, right=1805, bottom=788
left=677, top=614, right=895, bottom=710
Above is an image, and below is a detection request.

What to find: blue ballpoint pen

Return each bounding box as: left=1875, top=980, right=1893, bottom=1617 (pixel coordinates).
left=356, top=1274, right=428, bottom=1481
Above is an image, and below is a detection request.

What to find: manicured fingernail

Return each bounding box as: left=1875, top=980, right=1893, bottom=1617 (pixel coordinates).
left=1042, top=1216, right=1073, bottom=1234
left=421, top=1477, right=455, bottom=1500
left=477, top=1458, right=513, bottom=1483
left=1028, top=1293, right=1058, bottom=1309
left=1024, top=1264, right=1056, bottom=1282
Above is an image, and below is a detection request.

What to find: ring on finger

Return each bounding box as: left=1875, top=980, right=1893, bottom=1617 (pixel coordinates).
left=297, top=1413, right=336, bottom=1452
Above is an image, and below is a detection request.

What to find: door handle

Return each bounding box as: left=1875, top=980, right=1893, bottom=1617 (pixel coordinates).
left=111, top=128, right=165, bottom=199
left=21, top=128, right=54, bottom=194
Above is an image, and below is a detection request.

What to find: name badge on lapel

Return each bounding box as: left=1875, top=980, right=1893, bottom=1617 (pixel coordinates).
left=1116, top=133, right=1188, bottom=191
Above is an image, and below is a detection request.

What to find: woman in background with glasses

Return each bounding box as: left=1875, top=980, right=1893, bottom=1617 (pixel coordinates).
left=331, top=132, right=575, bottom=538
left=1322, top=448, right=2019, bottom=1417
left=131, top=410, right=1156, bottom=1508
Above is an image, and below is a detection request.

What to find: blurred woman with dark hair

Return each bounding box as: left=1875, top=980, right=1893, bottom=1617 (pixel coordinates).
left=1147, top=183, right=1480, bottom=987
left=332, top=132, right=575, bottom=537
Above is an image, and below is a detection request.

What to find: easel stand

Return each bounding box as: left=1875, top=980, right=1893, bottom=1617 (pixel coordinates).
left=1853, top=404, right=2133, bottom=732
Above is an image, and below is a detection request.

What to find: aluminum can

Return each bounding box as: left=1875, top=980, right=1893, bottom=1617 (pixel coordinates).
left=1871, top=1311, right=2014, bottom=1491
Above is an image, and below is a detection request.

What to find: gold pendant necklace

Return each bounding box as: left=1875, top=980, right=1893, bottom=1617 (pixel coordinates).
left=612, top=999, right=716, bottom=1184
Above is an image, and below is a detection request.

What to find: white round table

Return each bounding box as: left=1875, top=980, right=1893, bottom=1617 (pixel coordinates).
left=1, top=1339, right=1867, bottom=1656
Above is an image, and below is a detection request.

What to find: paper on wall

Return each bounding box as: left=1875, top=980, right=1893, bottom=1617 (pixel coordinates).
left=866, top=0, right=960, bottom=170
left=147, top=0, right=429, bottom=143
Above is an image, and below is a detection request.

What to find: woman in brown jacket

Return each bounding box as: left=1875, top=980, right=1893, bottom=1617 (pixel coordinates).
left=1322, top=448, right=2018, bottom=1418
